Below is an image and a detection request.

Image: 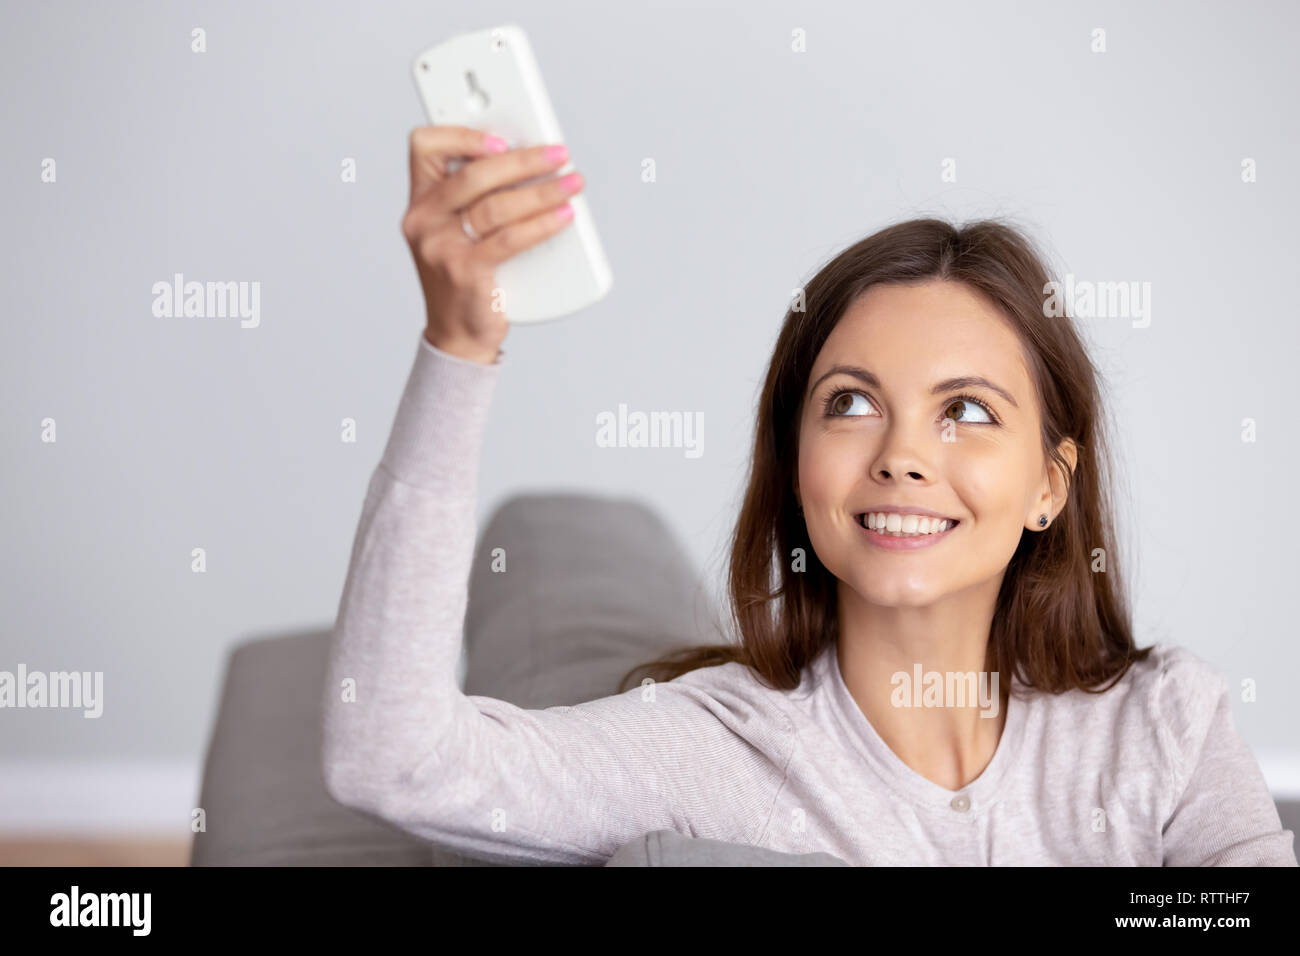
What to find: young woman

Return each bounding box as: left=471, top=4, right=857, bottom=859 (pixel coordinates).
left=321, top=125, right=1297, bottom=866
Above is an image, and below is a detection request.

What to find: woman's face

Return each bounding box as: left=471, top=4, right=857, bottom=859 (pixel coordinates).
left=795, top=279, right=1073, bottom=607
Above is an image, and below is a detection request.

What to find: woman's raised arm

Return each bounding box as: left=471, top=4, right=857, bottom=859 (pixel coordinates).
left=319, top=130, right=790, bottom=864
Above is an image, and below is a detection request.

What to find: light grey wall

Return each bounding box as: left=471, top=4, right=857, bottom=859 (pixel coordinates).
left=2, top=0, right=1297, bottom=795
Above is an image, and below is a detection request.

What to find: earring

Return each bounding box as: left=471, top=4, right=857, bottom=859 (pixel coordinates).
left=1038, top=514, right=1048, bottom=527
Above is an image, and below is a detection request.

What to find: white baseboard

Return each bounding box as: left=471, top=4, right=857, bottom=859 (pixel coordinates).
left=0, top=752, right=1296, bottom=835
left=0, top=760, right=200, bottom=835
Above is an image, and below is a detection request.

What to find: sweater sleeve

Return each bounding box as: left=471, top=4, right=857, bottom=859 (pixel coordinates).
left=1156, top=651, right=1298, bottom=866
left=320, top=332, right=789, bottom=866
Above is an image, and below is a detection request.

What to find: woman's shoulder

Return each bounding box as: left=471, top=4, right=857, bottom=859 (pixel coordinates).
left=1025, top=641, right=1227, bottom=707
left=1131, top=641, right=1232, bottom=701
left=1027, top=642, right=1234, bottom=780
left=1121, top=642, right=1234, bottom=768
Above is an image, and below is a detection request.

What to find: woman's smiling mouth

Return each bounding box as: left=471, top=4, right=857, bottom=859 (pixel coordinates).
left=855, top=511, right=961, bottom=550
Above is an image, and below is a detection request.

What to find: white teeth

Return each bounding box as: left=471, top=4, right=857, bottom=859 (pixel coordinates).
left=861, top=512, right=955, bottom=536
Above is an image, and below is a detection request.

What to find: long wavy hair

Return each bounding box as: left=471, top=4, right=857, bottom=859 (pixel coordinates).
left=617, top=217, right=1149, bottom=696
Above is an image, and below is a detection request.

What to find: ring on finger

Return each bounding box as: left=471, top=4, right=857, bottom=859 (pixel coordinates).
left=459, top=209, right=481, bottom=243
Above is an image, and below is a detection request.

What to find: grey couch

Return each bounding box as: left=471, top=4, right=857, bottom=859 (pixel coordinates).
left=190, top=492, right=848, bottom=866
left=191, top=492, right=1299, bottom=867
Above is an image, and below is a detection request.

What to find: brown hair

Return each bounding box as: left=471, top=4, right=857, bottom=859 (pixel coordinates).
left=617, top=217, right=1149, bottom=697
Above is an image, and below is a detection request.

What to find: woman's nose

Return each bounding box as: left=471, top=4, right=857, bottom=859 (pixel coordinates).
left=870, top=425, right=938, bottom=483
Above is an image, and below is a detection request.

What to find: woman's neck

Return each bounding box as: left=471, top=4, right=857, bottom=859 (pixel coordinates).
left=834, top=575, right=1008, bottom=792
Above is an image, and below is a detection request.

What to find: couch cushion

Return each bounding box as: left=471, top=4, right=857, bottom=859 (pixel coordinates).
left=463, top=492, right=723, bottom=706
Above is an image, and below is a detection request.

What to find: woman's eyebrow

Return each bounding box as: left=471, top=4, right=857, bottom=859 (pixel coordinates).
left=808, top=365, right=1020, bottom=409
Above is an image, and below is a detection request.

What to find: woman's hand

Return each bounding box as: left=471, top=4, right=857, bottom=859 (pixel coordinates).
left=401, top=125, right=584, bottom=364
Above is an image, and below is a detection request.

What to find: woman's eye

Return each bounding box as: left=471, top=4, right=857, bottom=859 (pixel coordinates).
left=827, top=390, right=875, bottom=416
left=824, top=390, right=996, bottom=425
left=943, top=398, right=993, bottom=424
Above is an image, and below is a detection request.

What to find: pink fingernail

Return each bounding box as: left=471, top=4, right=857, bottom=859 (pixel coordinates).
left=484, top=135, right=508, bottom=153
left=555, top=203, right=574, bottom=222
left=545, top=144, right=569, bottom=164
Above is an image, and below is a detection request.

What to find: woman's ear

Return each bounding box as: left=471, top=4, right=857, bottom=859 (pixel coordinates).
left=1040, top=437, right=1079, bottom=523
left=1029, top=438, right=1078, bottom=529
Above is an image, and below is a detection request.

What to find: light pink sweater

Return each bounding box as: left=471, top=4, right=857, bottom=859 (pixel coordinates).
left=320, top=332, right=1298, bottom=866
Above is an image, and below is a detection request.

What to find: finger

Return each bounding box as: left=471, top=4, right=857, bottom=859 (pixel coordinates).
left=401, top=144, right=571, bottom=243
left=408, top=125, right=507, bottom=205
left=463, top=170, right=584, bottom=240
left=472, top=201, right=577, bottom=268
left=437, top=143, right=570, bottom=217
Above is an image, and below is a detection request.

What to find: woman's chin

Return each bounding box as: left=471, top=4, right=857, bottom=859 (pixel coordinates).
left=846, top=578, right=949, bottom=609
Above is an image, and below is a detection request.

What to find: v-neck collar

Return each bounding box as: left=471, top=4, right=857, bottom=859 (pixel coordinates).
left=817, top=640, right=1028, bottom=815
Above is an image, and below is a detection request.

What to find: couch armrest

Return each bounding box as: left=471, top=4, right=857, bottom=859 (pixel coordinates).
left=192, top=628, right=450, bottom=865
